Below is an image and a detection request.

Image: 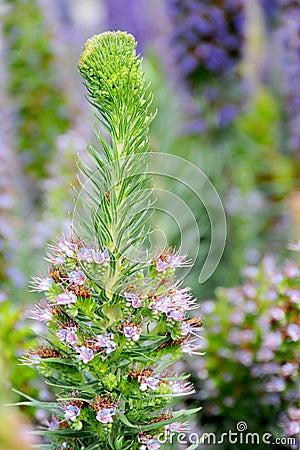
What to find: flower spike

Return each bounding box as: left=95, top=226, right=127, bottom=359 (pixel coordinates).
left=24, top=31, right=202, bottom=449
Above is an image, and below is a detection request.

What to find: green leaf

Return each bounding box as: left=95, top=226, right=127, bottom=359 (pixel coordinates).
left=186, top=444, right=201, bottom=450
left=31, top=445, right=55, bottom=449
left=30, top=429, right=97, bottom=438
left=6, top=401, right=59, bottom=411
left=117, top=413, right=136, bottom=428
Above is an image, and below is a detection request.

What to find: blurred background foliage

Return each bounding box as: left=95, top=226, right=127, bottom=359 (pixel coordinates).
left=0, top=0, right=299, bottom=447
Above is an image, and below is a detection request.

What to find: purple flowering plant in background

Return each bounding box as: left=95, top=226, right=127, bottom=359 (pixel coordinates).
left=195, top=247, right=300, bottom=446
left=166, top=0, right=245, bottom=131
left=277, top=0, right=300, bottom=162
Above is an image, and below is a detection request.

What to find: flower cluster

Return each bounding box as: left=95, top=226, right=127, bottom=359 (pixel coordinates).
left=276, top=0, right=300, bottom=159
left=24, top=236, right=202, bottom=448
left=167, top=0, right=245, bottom=79
left=196, top=249, right=300, bottom=439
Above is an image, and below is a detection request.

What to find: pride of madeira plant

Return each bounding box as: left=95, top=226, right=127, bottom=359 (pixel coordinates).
left=23, top=32, right=202, bottom=450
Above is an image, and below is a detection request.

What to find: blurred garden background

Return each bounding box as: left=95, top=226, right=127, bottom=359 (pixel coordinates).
left=0, top=0, right=299, bottom=448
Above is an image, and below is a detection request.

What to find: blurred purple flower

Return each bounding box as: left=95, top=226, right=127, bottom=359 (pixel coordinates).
left=77, top=346, right=94, bottom=364
left=64, top=405, right=80, bottom=422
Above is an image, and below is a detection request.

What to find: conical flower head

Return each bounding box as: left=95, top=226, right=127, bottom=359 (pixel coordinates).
left=78, top=31, right=144, bottom=109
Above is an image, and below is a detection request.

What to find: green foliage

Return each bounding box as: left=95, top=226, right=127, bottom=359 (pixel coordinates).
left=0, top=297, right=44, bottom=413
left=75, top=32, right=156, bottom=294
left=147, top=57, right=294, bottom=296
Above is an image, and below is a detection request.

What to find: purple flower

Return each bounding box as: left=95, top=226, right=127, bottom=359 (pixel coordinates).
left=179, top=319, right=202, bottom=337
left=56, top=327, right=78, bottom=345
left=270, top=307, right=285, bottom=321
left=124, top=291, right=142, bottom=308
left=218, top=104, right=238, bottom=127
left=287, top=289, right=300, bottom=304
left=139, top=376, right=160, bottom=392
left=77, top=246, right=93, bottom=262
left=45, top=252, right=65, bottom=265
left=240, top=265, right=259, bottom=278
left=229, top=309, right=245, bottom=324
left=77, top=346, right=94, bottom=364
left=68, top=270, right=86, bottom=286
left=288, top=407, right=300, bottom=421
left=284, top=263, right=300, bottom=278
left=56, top=291, right=77, bottom=306
left=167, top=308, right=185, bottom=321
left=226, top=288, right=244, bottom=305
left=166, top=0, right=245, bottom=133
left=242, top=284, right=257, bottom=299
left=104, top=0, right=154, bottom=53
left=281, top=362, right=297, bottom=377
left=285, top=421, right=300, bottom=436
left=286, top=324, right=300, bottom=342
left=44, top=414, right=59, bottom=430
left=169, top=380, right=195, bottom=395
left=279, top=404, right=300, bottom=437
left=232, top=349, right=253, bottom=366
left=165, top=421, right=190, bottom=433
left=263, top=331, right=283, bottom=349
left=139, top=436, right=161, bottom=450
left=64, top=405, right=80, bottom=422
left=56, top=329, right=68, bottom=342
left=29, top=300, right=53, bottom=322
left=95, top=333, right=116, bottom=355
left=276, top=5, right=300, bottom=155
left=257, top=347, right=274, bottom=362
left=266, top=377, right=286, bottom=393
left=228, top=328, right=256, bottom=345
left=57, top=239, right=78, bottom=258
left=92, top=248, right=110, bottom=266
left=96, top=407, right=116, bottom=424
left=154, top=250, right=187, bottom=272
left=262, top=362, right=280, bottom=375
left=30, top=276, right=53, bottom=292
left=201, top=300, right=216, bottom=314
left=123, top=324, right=142, bottom=341
left=149, top=287, right=197, bottom=321
left=181, top=337, right=203, bottom=356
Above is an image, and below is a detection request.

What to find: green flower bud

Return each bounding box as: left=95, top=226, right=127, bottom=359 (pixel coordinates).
left=102, top=373, right=118, bottom=391
left=72, top=420, right=83, bottom=431
left=78, top=31, right=143, bottom=109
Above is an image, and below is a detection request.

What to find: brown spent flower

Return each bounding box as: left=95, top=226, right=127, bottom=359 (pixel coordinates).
left=62, top=391, right=85, bottom=409
left=156, top=337, right=185, bottom=352
left=90, top=395, right=114, bottom=412
left=35, top=347, right=63, bottom=359
left=70, top=285, right=92, bottom=298
left=49, top=267, right=67, bottom=283
left=186, top=317, right=202, bottom=326
left=127, top=368, right=154, bottom=382
left=147, top=413, right=173, bottom=424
